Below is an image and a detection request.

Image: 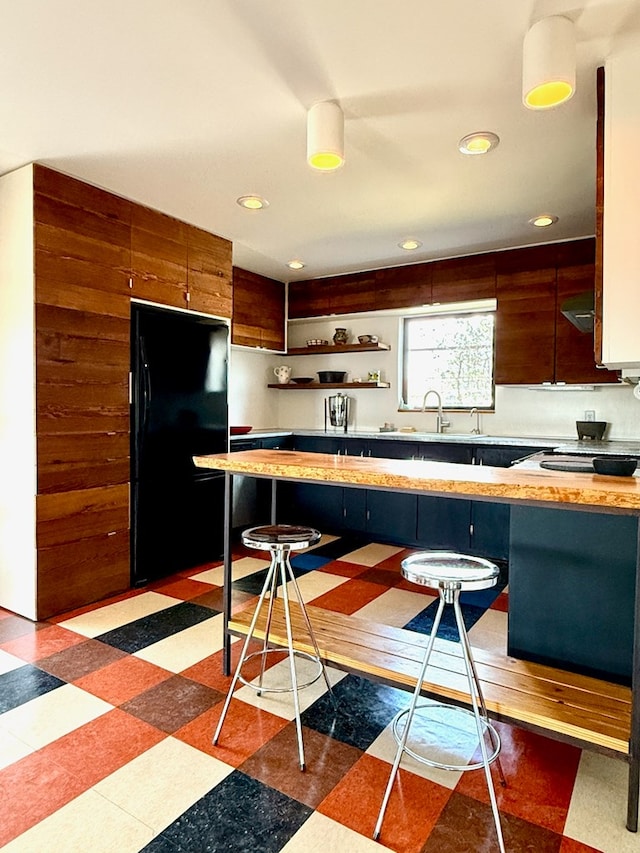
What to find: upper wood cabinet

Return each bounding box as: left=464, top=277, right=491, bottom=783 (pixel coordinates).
left=232, top=267, right=285, bottom=350
left=431, top=255, right=496, bottom=304
left=187, top=226, right=232, bottom=318
left=131, top=205, right=189, bottom=309
left=495, top=251, right=557, bottom=386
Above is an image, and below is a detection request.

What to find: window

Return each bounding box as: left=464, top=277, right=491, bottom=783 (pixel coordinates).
left=402, top=310, right=495, bottom=409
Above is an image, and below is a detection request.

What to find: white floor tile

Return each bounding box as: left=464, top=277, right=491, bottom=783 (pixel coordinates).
left=95, top=736, right=233, bottom=833
left=0, top=684, right=112, bottom=750
left=233, top=657, right=346, bottom=719
left=2, top=788, right=153, bottom=853
left=0, top=728, right=33, bottom=770
left=191, top=556, right=269, bottom=586
left=564, top=751, right=639, bottom=853
left=352, top=587, right=434, bottom=627
left=280, top=810, right=394, bottom=853
left=337, top=543, right=403, bottom=567
left=289, top=569, right=349, bottom=601
left=467, top=608, right=508, bottom=655
left=0, top=649, right=27, bottom=674
left=134, top=612, right=237, bottom=672
left=58, top=592, right=181, bottom=639
left=308, top=533, right=339, bottom=551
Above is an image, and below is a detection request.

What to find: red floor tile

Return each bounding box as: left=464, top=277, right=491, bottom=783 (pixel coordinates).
left=0, top=751, right=88, bottom=846
left=145, top=577, right=216, bottom=600
left=454, top=720, right=581, bottom=834
left=491, top=591, right=509, bottom=612
left=175, top=699, right=289, bottom=768
left=318, top=752, right=451, bottom=853
left=310, top=579, right=388, bottom=614
left=0, top=623, right=87, bottom=662
left=181, top=641, right=279, bottom=693
left=37, top=707, right=166, bottom=788
left=317, top=559, right=368, bottom=579
left=74, top=655, right=173, bottom=705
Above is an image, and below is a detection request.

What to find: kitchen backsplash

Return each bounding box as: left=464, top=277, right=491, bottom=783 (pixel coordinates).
left=231, top=313, right=640, bottom=441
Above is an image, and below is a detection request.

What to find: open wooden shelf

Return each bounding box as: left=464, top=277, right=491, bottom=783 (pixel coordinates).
left=268, top=381, right=390, bottom=390
left=286, top=342, right=391, bottom=356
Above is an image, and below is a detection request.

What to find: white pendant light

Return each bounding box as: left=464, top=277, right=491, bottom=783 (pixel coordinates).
left=523, top=16, right=576, bottom=110
left=307, top=101, right=344, bottom=171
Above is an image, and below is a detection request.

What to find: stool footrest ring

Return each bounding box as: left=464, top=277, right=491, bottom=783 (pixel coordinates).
left=238, top=648, right=324, bottom=693
left=392, top=702, right=501, bottom=772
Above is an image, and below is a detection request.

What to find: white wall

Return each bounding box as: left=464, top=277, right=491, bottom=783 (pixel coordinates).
left=229, top=346, right=281, bottom=429
left=270, top=312, right=640, bottom=440
left=0, top=165, right=37, bottom=619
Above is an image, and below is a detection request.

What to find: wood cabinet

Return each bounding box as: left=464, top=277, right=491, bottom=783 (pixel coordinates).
left=232, top=267, right=285, bottom=349
left=431, top=254, right=496, bottom=304
left=0, top=164, right=233, bottom=620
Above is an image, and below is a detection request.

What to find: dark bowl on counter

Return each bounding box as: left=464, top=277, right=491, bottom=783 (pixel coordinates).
left=576, top=420, right=607, bottom=440
left=317, top=370, right=347, bottom=383
left=592, top=456, right=637, bottom=477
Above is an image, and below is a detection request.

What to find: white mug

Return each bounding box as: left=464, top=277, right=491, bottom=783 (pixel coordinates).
left=273, top=365, right=292, bottom=384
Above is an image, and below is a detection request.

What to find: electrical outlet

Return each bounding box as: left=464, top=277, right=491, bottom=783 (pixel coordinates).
left=584, top=410, right=595, bottom=422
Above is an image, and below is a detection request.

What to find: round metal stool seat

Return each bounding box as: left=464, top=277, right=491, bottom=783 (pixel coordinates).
left=242, top=524, right=321, bottom=551
left=374, top=550, right=506, bottom=852
left=401, top=551, right=499, bottom=593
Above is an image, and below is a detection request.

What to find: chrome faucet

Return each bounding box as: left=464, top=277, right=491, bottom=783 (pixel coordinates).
left=470, top=407, right=482, bottom=434
left=421, top=389, right=450, bottom=434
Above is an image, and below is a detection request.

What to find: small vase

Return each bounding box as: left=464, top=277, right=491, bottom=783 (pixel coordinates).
left=333, top=327, right=349, bottom=345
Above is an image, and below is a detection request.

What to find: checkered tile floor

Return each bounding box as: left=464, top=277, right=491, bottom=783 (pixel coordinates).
left=0, top=536, right=634, bottom=852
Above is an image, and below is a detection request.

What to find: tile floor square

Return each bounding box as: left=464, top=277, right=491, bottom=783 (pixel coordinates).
left=120, top=674, right=224, bottom=733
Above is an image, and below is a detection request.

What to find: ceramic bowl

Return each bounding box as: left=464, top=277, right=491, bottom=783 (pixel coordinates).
left=358, top=334, right=378, bottom=344
left=291, top=377, right=314, bottom=384
left=317, top=371, right=347, bottom=383
left=230, top=425, right=252, bottom=435
left=593, top=456, right=637, bottom=476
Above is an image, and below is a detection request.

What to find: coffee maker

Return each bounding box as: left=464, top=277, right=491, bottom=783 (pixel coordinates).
left=324, top=393, right=350, bottom=433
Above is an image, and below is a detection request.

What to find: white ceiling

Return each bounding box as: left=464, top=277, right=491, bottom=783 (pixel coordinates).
left=2, top=0, right=639, bottom=282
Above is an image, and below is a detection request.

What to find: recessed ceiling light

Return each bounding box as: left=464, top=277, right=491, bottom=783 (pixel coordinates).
left=287, top=260, right=305, bottom=270
left=529, top=214, right=558, bottom=227
left=458, top=132, right=500, bottom=155
left=399, top=239, right=422, bottom=251
left=236, top=195, right=269, bottom=210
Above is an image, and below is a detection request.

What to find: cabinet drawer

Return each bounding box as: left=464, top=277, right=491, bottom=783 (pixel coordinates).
left=37, top=528, right=130, bottom=619
left=36, top=484, right=129, bottom=549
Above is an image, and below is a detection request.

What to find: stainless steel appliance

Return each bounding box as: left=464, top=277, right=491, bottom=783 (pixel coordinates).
left=131, top=303, right=229, bottom=584
left=324, top=393, right=350, bottom=433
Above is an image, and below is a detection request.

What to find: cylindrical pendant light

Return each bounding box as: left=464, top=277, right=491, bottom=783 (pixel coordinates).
left=523, top=16, right=576, bottom=110
left=307, top=101, right=344, bottom=171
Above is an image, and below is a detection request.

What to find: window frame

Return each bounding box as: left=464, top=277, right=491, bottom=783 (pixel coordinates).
left=400, top=308, right=496, bottom=412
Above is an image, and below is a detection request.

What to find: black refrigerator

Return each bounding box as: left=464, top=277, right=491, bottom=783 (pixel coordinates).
left=131, top=303, right=229, bottom=585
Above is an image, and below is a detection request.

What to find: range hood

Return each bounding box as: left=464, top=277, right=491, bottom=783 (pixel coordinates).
left=560, top=291, right=594, bottom=333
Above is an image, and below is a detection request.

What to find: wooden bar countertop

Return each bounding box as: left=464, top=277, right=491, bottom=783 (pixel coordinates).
left=193, top=449, right=640, bottom=514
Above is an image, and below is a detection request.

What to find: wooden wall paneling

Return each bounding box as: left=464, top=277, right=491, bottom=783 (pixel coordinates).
left=37, top=529, right=130, bottom=619
left=36, top=305, right=129, bottom=434
left=131, top=205, right=188, bottom=308
left=330, top=271, right=377, bottom=314
left=375, top=263, right=432, bottom=310
left=34, top=165, right=132, bottom=223
left=187, top=226, right=232, bottom=317
left=495, top=265, right=557, bottom=385
left=555, top=263, right=619, bottom=384
left=594, top=66, right=605, bottom=364
left=288, top=278, right=334, bottom=318
left=36, top=483, right=129, bottom=549
left=431, top=254, right=496, bottom=304
left=37, top=432, right=129, bottom=494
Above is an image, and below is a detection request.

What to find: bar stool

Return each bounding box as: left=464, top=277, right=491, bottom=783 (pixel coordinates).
left=374, top=551, right=506, bottom=853
left=213, top=524, right=333, bottom=771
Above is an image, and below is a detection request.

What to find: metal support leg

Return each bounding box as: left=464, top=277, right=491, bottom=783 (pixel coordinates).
left=454, top=596, right=506, bottom=853
left=213, top=555, right=278, bottom=745
left=257, top=551, right=279, bottom=696
left=222, top=472, right=233, bottom=676
left=279, top=550, right=306, bottom=771
left=373, top=596, right=446, bottom=841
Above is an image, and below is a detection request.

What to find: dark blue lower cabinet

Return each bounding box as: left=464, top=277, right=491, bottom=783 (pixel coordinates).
left=417, top=495, right=471, bottom=552
left=343, top=488, right=367, bottom=533
left=366, top=490, right=418, bottom=545
left=280, top=482, right=346, bottom=532
left=470, top=502, right=510, bottom=560
left=509, top=505, right=637, bottom=682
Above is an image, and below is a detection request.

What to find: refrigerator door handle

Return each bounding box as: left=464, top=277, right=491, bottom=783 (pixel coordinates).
left=140, top=335, right=152, bottom=436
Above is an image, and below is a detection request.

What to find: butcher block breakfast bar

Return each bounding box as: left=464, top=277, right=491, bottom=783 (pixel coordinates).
left=193, top=448, right=640, bottom=830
